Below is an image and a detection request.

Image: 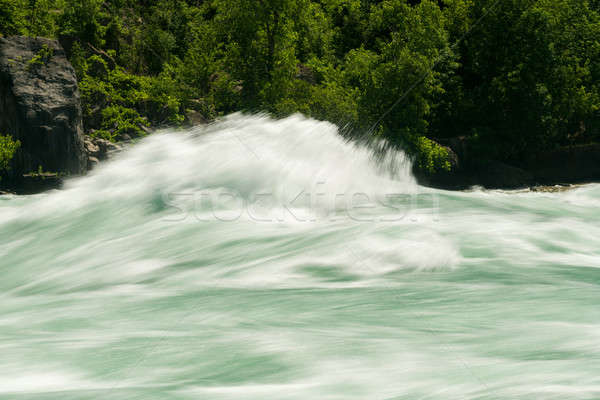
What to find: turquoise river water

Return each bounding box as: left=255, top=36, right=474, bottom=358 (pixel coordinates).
left=0, top=114, right=599, bottom=399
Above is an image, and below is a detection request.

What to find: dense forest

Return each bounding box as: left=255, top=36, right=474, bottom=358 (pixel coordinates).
left=1, top=0, right=600, bottom=173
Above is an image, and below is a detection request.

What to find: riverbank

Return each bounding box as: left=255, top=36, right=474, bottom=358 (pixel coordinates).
left=414, top=140, right=600, bottom=191
left=1, top=114, right=596, bottom=196
left=2, top=32, right=599, bottom=195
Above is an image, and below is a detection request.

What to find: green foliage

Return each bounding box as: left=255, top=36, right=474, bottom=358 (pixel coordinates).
left=26, top=44, right=54, bottom=70
left=27, top=0, right=59, bottom=37
left=0, top=0, right=60, bottom=37
left=76, top=54, right=182, bottom=140
left=453, top=0, right=600, bottom=160
left=413, top=136, right=451, bottom=173
left=214, top=0, right=303, bottom=110
left=58, top=0, right=105, bottom=47
left=91, top=105, right=146, bottom=141
left=0, top=135, right=20, bottom=177
left=0, top=0, right=27, bottom=36
left=2, top=0, right=599, bottom=169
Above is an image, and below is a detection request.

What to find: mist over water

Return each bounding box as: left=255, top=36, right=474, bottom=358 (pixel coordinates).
left=1, top=114, right=599, bottom=399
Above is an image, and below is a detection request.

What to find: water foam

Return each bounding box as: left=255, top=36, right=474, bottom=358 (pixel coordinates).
left=1, top=114, right=600, bottom=399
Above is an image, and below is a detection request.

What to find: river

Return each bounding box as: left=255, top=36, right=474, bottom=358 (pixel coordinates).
left=1, top=114, right=599, bottom=399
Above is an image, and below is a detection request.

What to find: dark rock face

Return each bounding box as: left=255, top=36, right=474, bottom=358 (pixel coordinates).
left=418, top=137, right=534, bottom=190
left=16, top=173, right=63, bottom=195
left=0, top=36, right=87, bottom=181
left=418, top=136, right=600, bottom=190
left=475, top=160, right=533, bottom=189
left=527, top=144, right=600, bottom=185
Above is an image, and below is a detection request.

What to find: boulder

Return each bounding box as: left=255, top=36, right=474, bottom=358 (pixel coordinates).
left=475, top=160, right=533, bottom=189
left=94, top=138, right=122, bottom=158
left=0, top=36, right=87, bottom=181
left=82, top=135, right=123, bottom=170
left=185, top=109, right=208, bottom=126
left=83, top=136, right=100, bottom=157
left=87, top=156, right=100, bottom=170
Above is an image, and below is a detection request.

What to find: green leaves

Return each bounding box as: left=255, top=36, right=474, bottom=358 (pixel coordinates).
left=0, top=135, right=20, bottom=177
left=26, top=44, right=54, bottom=71
left=215, top=0, right=302, bottom=109
left=457, top=0, right=600, bottom=159
left=58, top=0, right=106, bottom=46
left=0, top=0, right=27, bottom=36
left=2, top=0, right=599, bottom=170
left=78, top=54, right=183, bottom=141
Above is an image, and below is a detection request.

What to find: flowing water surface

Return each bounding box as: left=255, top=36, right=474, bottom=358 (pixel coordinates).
left=1, top=114, right=599, bottom=399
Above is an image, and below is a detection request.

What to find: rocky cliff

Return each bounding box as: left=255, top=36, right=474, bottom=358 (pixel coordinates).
left=0, top=36, right=86, bottom=183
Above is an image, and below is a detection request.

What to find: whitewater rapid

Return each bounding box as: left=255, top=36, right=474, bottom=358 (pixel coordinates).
left=1, top=114, right=599, bottom=399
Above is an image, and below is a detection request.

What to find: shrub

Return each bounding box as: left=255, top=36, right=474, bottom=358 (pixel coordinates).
left=413, top=136, right=452, bottom=173
left=0, top=135, right=21, bottom=179
left=77, top=55, right=184, bottom=141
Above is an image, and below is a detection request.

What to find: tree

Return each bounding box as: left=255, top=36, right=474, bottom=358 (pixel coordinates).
left=458, top=0, right=600, bottom=160
left=58, top=0, right=105, bottom=47
left=357, top=2, right=456, bottom=144
left=215, top=0, right=303, bottom=109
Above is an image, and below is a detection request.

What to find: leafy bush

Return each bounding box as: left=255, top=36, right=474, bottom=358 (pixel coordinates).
left=0, top=135, right=20, bottom=178
left=76, top=54, right=183, bottom=141
left=92, top=105, right=148, bottom=141
left=413, top=136, right=452, bottom=173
